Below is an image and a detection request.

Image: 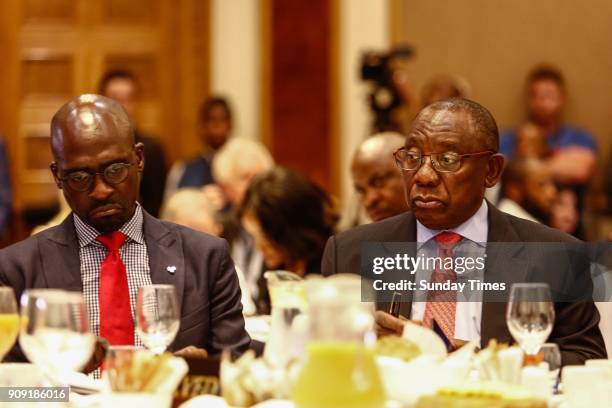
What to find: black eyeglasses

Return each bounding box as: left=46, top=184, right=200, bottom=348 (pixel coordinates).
left=393, top=148, right=495, bottom=173
left=57, top=162, right=135, bottom=192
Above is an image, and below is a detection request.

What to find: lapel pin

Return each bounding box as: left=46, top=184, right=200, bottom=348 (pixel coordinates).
left=166, top=266, right=177, bottom=274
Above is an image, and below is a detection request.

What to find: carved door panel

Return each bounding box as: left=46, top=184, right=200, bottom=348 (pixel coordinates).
left=0, top=0, right=209, bottom=225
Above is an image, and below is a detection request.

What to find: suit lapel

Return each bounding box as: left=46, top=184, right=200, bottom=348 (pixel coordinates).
left=143, top=213, right=185, bottom=313
left=41, top=215, right=83, bottom=292
left=395, top=214, right=417, bottom=318
left=480, top=203, right=528, bottom=346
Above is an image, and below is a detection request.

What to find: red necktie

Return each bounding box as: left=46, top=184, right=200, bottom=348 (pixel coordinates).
left=423, top=231, right=462, bottom=342
left=96, top=231, right=134, bottom=345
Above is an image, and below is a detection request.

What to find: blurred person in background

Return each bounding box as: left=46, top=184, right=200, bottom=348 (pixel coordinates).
left=514, top=122, right=550, bottom=158
left=550, top=185, right=580, bottom=237
left=212, top=138, right=273, bottom=209
left=165, top=97, right=233, bottom=198
left=161, top=188, right=223, bottom=237
left=420, top=74, right=469, bottom=107
left=394, top=73, right=470, bottom=133
left=498, top=157, right=557, bottom=224
left=213, top=138, right=274, bottom=313
left=0, top=135, right=12, bottom=238
left=240, top=167, right=338, bottom=312
left=161, top=188, right=256, bottom=315
left=99, top=70, right=168, bottom=217
left=350, top=132, right=408, bottom=223
left=500, top=66, right=597, bottom=217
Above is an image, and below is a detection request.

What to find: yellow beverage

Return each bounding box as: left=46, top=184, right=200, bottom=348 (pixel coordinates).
left=0, top=314, right=19, bottom=359
left=292, top=341, right=386, bottom=408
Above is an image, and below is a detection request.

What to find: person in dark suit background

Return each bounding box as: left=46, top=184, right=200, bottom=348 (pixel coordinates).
left=99, top=70, right=168, bottom=217
left=322, top=98, right=606, bottom=365
left=0, top=94, right=249, bottom=368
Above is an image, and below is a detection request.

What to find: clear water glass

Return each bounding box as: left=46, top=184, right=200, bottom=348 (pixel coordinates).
left=19, top=289, right=95, bottom=376
left=506, top=283, right=554, bottom=357
left=136, top=285, right=180, bottom=354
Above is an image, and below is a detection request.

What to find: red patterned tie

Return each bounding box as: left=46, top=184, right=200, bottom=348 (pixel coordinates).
left=423, top=231, right=463, bottom=342
left=96, top=231, right=134, bottom=345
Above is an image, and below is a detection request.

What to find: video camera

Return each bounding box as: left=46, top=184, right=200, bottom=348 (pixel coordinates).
left=360, top=46, right=414, bottom=132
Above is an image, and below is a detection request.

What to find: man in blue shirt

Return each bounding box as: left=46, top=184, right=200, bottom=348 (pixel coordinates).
left=500, top=67, right=597, bottom=233
left=500, top=66, right=597, bottom=186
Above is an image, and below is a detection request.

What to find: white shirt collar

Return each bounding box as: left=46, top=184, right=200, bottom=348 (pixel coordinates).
left=416, top=200, right=488, bottom=247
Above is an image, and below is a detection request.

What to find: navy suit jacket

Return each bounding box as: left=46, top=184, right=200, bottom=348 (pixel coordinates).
left=0, top=211, right=250, bottom=361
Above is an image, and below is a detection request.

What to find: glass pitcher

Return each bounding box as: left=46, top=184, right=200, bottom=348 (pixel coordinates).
left=264, top=270, right=308, bottom=368
left=292, top=274, right=385, bottom=408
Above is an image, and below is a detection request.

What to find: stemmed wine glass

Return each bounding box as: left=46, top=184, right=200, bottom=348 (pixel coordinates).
left=506, top=283, right=555, bottom=359
left=19, top=289, right=95, bottom=377
left=0, top=287, right=19, bottom=361
left=136, top=284, right=180, bottom=354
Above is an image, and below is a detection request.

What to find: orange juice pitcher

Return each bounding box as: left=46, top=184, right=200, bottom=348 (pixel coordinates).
left=292, top=275, right=385, bottom=408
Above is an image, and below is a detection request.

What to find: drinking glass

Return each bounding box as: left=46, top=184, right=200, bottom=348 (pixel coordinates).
left=104, top=345, right=147, bottom=392
left=0, top=287, right=19, bottom=361
left=136, top=285, right=180, bottom=354
left=19, top=289, right=95, bottom=376
left=263, top=270, right=306, bottom=368
left=506, top=283, right=555, bottom=358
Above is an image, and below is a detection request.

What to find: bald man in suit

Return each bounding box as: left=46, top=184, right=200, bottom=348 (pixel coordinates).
left=0, top=94, right=249, bottom=366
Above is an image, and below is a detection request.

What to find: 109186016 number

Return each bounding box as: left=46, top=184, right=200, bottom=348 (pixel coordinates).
left=1, top=387, right=69, bottom=402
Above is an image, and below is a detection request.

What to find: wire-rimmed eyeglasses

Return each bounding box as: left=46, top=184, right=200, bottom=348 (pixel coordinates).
left=393, top=148, right=495, bottom=173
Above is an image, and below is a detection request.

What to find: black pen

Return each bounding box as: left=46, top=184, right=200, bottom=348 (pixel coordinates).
left=388, top=291, right=402, bottom=317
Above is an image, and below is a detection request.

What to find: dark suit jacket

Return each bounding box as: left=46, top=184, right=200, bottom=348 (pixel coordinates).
left=321, top=203, right=607, bottom=365
left=136, top=131, right=168, bottom=217
left=0, top=211, right=250, bottom=361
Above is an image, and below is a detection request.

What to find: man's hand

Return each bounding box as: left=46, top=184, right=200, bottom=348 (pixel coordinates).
left=174, top=346, right=209, bottom=359
left=374, top=311, right=407, bottom=338
left=82, top=337, right=109, bottom=374
left=374, top=311, right=424, bottom=338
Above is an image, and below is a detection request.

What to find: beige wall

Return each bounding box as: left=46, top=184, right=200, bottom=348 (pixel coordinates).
left=394, top=0, right=612, bottom=165
left=338, top=0, right=391, bottom=204
left=211, top=0, right=261, bottom=140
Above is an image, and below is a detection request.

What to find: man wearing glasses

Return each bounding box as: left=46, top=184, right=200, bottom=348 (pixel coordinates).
left=322, top=98, right=606, bottom=365
left=0, top=94, right=250, bottom=368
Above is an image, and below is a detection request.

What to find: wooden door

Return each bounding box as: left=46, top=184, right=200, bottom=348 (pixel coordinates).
left=0, top=0, right=209, bottom=236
